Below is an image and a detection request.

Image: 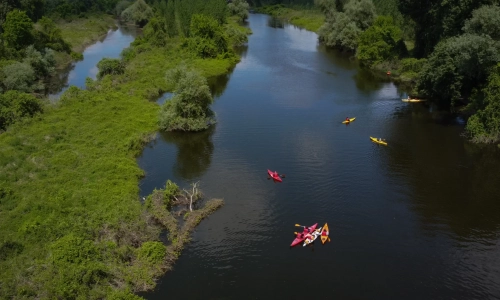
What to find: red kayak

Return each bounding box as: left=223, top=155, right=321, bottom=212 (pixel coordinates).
left=267, top=169, right=282, bottom=182
left=290, top=223, right=318, bottom=247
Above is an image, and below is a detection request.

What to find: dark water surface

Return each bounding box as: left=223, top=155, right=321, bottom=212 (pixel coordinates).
left=48, top=25, right=138, bottom=99
left=138, top=14, right=500, bottom=299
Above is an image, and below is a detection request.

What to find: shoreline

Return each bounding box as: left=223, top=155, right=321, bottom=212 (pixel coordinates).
left=0, top=16, right=249, bottom=298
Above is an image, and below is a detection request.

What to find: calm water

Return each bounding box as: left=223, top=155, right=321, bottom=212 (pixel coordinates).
left=137, top=14, right=500, bottom=299
left=48, top=24, right=138, bottom=99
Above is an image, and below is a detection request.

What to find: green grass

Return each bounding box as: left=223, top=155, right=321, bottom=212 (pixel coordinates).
left=256, top=5, right=324, bottom=33
left=57, top=14, right=117, bottom=52
left=53, top=14, right=117, bottom=69
left=0, top=19, right=246, bottom=299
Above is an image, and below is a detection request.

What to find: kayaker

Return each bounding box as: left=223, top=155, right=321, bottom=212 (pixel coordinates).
left=345, top=117, right=350, bottom=122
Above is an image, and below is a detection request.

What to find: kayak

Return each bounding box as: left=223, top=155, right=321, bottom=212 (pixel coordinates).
left=303, top=228, right=321, bottom=246
left=402, top=98, right=425, bottom=103
left=267, top=169, right=282, bottom=182
left=290, top=223, right=318, bottom=247
left=320, top=223, right=330, bottom=244
left=342, top=117, right=356, bottom=124
left=370, top=136, right=388, bottom=146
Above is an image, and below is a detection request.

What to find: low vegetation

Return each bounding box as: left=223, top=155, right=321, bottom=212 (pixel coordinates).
left=0, top=0, right=248, bottom=297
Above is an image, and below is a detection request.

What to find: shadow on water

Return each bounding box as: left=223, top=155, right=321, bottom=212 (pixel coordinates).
left=159, top=126, right=215, bottom=180
left=383, top=103, right=500, bottom=239
left=353, top=68, right=389, bottom=93
left=316, top=44, right=358, bottom=71
left=268, top=17, right=285, bottom=28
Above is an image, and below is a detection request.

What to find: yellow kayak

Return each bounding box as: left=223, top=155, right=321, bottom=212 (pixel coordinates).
left=342, top=117, right=356, bottom=124
left=320, top=223, right=330, bottom=244
left=370, top=137, right=388, bottom=146
left=402, top=98, right=425, bottom=103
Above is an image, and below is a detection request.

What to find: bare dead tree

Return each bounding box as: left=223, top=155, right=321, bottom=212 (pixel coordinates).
left=183, top=181, right=200, bottom=212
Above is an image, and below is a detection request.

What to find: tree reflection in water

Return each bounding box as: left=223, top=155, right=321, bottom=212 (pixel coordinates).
left=159, top=126, right=215, bottom=180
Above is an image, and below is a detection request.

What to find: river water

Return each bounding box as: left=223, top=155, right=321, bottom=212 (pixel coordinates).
left=136, top=14, right=500, bottom=299
left=51, top=13, right=500, bottom=300
left=48, top=24, right=138, bottom=99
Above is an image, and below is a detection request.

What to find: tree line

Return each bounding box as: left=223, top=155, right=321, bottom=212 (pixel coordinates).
left=313, top=0, right=500, bottom=143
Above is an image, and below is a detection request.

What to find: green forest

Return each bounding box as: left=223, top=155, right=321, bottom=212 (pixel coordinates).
left=259, top=0, right=500, bottom=143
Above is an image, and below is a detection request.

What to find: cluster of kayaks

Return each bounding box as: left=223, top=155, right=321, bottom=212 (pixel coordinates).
left=342, top=117, right=388, bottom=146
left=290, top=223, right=330, bottom=247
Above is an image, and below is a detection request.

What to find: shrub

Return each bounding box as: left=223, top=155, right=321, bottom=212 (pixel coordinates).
left=96, top=58, right=125, bottom=79
left=137, top=241, right=166, bottom=264
left=228, top=0, right=250, bottom=22
left=159, top=65, right=215, bottom=131
left=121, top=0, right=154, bottom=27
left=2, top=62, right=42, bottom=93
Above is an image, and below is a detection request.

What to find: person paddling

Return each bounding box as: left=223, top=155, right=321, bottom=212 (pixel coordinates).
left=345, top=117, right=350, bottom=122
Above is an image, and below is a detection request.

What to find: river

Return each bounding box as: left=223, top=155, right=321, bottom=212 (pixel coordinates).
left=136, top=14, right=500, bottom=299
left=49, top=13, right=500, bottom=300
left=48, top=24, right=138, bottom=99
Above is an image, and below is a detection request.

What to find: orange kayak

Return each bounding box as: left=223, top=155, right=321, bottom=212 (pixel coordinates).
left=320, top=223, right=330, bottom=244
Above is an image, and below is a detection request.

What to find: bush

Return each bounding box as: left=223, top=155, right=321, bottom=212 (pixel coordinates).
left=417, top=34, right=500, bottom=107
left=1, top=62, right=42, bottom=93
left=187, top=14, right=229, bottom=58
left=70, top=52, right=84, bottom=61
left=96, top=58, right=125, bottom=79
left=466, top=64, right=500, bottom=143
left=318, top=12, right=361, bottom=51
left=137, top=241, right=166, bottom=264
left=356, top=16, right=404, bottom=67
left=121, top=0, right=153, bottom=27
left=463, top=5, right=500, bottom=41
left=159, top=65, right=215, bottom=131
left=228, top=0, right=250, bottom=22
left=143, top=17, right=167, bottom=47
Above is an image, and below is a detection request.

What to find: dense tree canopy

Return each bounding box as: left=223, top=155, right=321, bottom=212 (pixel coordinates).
left=356, top=16, right=404, bottom=67
left=317, top=0, right=375, bottom=51
left=417, top=34, right=499, bottom=107
left=463, top=5, right=500, bottom=41
left=2, top=10, right=34, bottom=50
left=466, top=64, right=500, bottom=143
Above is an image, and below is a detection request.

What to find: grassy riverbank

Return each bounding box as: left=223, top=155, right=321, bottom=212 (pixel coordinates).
left=53, top=14, right=117, bottom=69
left=0, top=18, right=246, bottom=298
left=255, top=5, right=324, bottom=32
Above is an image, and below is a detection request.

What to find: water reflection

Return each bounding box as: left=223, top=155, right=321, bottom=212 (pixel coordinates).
left=383, top=103, right=500, bottom=239
left=268, top=17, right=285, bottom=28
left=160, top=126, right=215, bottom=180
left=48, top=24, right=138, bottom=99
left=207, top=70, right=234, bottom=98
left=353, top=68, right=386, bottom=93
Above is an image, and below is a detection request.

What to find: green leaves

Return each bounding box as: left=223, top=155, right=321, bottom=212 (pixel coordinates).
left=96, top=58, right=126, bottom=79
left=356, top=16, right=403, bottom=67
left=160, top=65, right=215, bottom=131
left=463, top=5, right=500, bottom=41
left=121, top=0, right=154, bottom=27
left=466, top=64, right=500, bottom=143
left=317, top=0, right=375, bottom=51
left=417, top=34, right=500, bottom=107
left=2, top=10, right=33, bottom=51
left=228, top=0, right=250, bottom=22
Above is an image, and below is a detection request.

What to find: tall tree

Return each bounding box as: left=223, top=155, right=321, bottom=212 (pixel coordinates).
left=2, top=10, right=34, bottom=50
left=399, top=0, right=495, bottom=58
